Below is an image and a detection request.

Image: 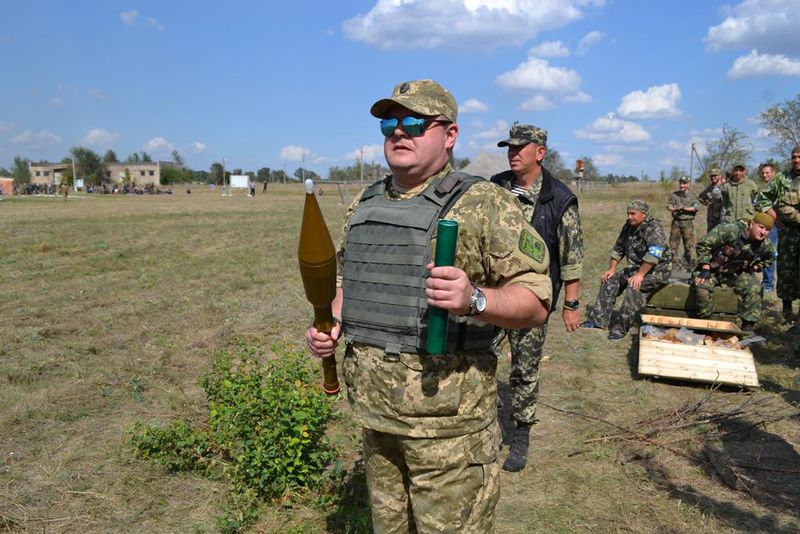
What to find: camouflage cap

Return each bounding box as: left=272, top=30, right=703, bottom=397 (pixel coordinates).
left=733, top=162, right=746, bottom=169
left=370, top=79, right=458, bottom=122
left=497, top=124, right=548, bottom=147
left=709, top=167, right=722, bottom=176
left=628, top=199, right=649, bottom=214
left=752, top=212, right=774, bottom=231
left=679, top=176, right=690, bottom=183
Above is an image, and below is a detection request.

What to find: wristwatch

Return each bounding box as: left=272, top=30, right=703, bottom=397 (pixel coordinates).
left=563, top=299, right=580, bottom=311
left=466, top=285, right=487, bottom=316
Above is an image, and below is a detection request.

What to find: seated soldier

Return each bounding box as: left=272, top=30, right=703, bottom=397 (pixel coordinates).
left=693, top=213, right=775, bottom=333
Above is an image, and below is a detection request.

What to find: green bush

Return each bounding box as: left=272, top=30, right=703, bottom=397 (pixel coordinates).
left=131, top=341, right=336, bottom=530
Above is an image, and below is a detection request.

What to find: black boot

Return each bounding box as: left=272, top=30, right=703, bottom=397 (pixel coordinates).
left=502, top=423, right=532, bottom=472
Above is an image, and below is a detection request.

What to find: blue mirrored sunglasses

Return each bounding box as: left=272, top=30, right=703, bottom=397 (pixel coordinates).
left=379, top=116, right=451, bottom=137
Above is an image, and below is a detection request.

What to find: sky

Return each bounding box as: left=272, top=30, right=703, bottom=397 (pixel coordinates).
left=1, top=0, right=799, bottom=180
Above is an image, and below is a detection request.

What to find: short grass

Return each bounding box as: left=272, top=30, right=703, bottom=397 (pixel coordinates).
left=1, top=182, right=798, bottom=533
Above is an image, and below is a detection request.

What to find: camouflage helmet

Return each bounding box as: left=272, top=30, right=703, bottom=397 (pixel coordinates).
left=627, top=199, right=649, bottom=214
left=497, top=123, right=548, bottom=147
left=370, top=79, right=458, bottom=123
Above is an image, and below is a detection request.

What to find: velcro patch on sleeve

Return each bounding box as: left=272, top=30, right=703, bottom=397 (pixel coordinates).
left=647, top=245, right=664, bottom=258
left=519, top=230, right=546, bottom=263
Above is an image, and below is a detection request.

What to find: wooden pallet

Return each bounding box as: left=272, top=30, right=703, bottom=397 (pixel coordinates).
left=638, top=315, right=759, bottom=388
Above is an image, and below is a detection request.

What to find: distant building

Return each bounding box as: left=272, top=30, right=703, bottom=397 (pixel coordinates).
left=0, top=177, right=13, bottom=195
left=28, top=160, right=182, bottom=188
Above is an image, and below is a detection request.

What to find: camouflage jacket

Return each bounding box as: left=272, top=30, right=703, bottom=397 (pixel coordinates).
left=610, top=217, right=672, bottom=273
left=721, top=178, right=758, bottom=223
left=667, top=190, right=699, bottom=221
left=696, top=221, right=775, bottom=275
left=775, top=172, right=800, bottom=228
left=754, top=172, right=791, bottom=212
left=698, top=182, right=724, bottom=220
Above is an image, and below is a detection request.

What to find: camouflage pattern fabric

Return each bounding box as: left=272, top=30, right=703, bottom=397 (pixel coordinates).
left=721, top=178, right=758, bottom=223
left=776, top=174, right=800, bottom=299
left=363, top=423, right=500, bottom=533
left=754, top=172, right=791, bottom=212
left=608, top=216, right=673, bottom=270
left=695, top=272, right=763, bottom=323
left=497, top=123, right=548, bottom=147
left=370, top=79, right=458, bottom=122
left=669, top=220, right=696, bottom=268
left=667, top=189, right=699, bottom=221
left=493, top=325, right=546, bottom=425
left=698, top=181, right=724, bottom=230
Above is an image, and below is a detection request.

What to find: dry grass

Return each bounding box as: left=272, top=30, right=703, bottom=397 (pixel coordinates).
left=1, top=181, right=798, bottom=533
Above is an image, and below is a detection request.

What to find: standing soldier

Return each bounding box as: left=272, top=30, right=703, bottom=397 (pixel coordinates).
left=667, top=176, right=699, bottom=269
left=754, top=163, right=790, bottom=294
left=775, top=146, right=800, bottom=323
left=491, top=123, right=583, bottom=472
left=699, top=168, right=726, bottom=231
left=721, top=163, right=758, bottom=224
left=693, top=213, right=775, bottom=332
left=59, top=181, right=69, bottom=201
left=582, top=200, right=673, bottom=340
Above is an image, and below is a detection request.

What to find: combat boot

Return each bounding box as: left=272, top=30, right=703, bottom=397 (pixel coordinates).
left=740, top=321, right=756, bottom=336
left=502, top=422, right=532, bottom=472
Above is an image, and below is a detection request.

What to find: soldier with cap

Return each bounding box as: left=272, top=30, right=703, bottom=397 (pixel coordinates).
left=721, top=163, right=758, bottom=224
left=305, top=79, right=552, bottom=532
left=490, top=123, right=583, bottom=473
left=775, top=145, right=800, bottom=323
left=693, top=213, right=775, bottom=332
left=699, top=168, right=726, bottom=231
left=582, top=200, right=673, bottom=340
left=754, top=162, right=789, bottom=294
left=667, top=176, right=699, bottom=269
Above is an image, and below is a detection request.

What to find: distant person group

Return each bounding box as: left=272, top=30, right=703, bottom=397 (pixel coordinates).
left=305, top=77, right=800, bottom=532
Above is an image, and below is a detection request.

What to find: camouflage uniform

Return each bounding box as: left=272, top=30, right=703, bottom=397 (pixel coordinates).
left=698, top=179, right=725, bottom=231
left=667, top=188, right=699, bottom=268
left=775, top=171, right=800, bottom=300
left=694, top=221, right=775, bottom=323
left=755, top=172, right=790, bottom=292
left=585, top=215, right=672, bottom=334
left=491, top=175, right=583, bottom=425
left=721, top=178, right=758, bottom=224
left=338, top=163, right=551, bottom=533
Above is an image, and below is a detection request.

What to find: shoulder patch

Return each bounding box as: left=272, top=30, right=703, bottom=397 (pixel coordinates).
left=647, top=245, right=664, bottom=258
left=519, top=230, right=546, bottom=263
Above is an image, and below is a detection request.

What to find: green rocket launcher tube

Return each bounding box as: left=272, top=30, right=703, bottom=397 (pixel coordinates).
left=426, top=219, right=458, bottom=355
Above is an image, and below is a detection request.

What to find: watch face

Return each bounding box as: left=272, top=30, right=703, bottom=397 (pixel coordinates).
left=475, top=288, right=487, bottom=313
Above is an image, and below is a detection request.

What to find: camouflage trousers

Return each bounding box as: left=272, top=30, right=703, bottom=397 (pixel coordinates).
left=363, top=422, right=501, bottom=533
left=585, top=267, right=669, bottom=333
left=669, top=220, right=696, bottom=268
left=777, top=227, right=800, bottom=300
left=695, top=272, right=762, bottom=323
left=493, top=325, right=547, bottom=425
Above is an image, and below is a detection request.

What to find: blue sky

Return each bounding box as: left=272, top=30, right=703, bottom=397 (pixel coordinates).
left=2, top=0, right=799, bottom=180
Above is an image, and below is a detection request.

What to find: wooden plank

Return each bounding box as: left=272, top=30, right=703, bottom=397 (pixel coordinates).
left=639, top=340, right=753, bottom=364
left=641, top=314, right=742, bottom=334
left=637, top=363, right=759, bottom=387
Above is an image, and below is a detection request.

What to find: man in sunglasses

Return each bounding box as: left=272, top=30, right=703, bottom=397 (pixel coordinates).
left=490, top=124, right=584, bottom=473
left=306, top=79, right=552, bottom=532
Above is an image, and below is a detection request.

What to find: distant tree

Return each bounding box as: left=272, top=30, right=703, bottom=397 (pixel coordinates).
left=0, top=166, right=10, bottom=176
left=272, top=169, right=288, bottom=184
left=293, top=167, right=319, bottom=181
left=193, top=170, right=210, bottom=183
left=126, top=152, right=141, bottom=163
left=232, top=168, right=243, bottom=176
left=543, top=148, right=566, bottom=175
left=759, top=93, right=800, bottom=156
left=703, top=124, right=751, bottom=174
left=141, top=151, right=152, bottom=163
left=71, top=147, right=107, bottom=185
left=171, top=150, right=185, bottom=166
left=60, top=165, right=74, bottom=187
left=579, top=156, right=600, bottom=180
left=256, top=167, right=271, bottom=183
left=103, top=149, right=119, bottom=163
left=210, top=162, right=224, bottom=185
left=11, top=156, right=31, bottom=186
left=555, top=168, right=574, bottom=183
left=669, top=166, right=687, bottom=182
left=161, top=166, right=194, bottom=184
left=451, top=156, right=471, bottom=170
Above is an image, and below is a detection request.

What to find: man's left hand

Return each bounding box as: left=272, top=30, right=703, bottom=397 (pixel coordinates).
left=628, top=272, right=645, bottom=291
left=562, top=308, right=580, bottom=332
left=425, top=262, right=472, bottom=315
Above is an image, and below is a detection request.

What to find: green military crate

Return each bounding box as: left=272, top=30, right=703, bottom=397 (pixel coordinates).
left=645, top=272, right=739, bottom=323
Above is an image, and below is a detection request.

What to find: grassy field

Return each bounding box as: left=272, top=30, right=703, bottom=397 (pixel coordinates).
left=1, top=182, right=799, bottom=533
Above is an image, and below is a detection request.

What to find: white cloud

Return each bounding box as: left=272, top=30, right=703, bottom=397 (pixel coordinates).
left=593, top=153, right=622, bottom=166
left=88, top=88, right=110, bottom=101
left=617, top=83, right=682, bottom=119
left=0, top=121, right=14, bottom=133
left=576, top=30, right=605, bottom=56
left=667, top=136, right=707, bottom=157
left=727, top=49, right=800, bottom=78
left=11, top=130, right=62, bottom=148
left=705, top=0, right=800, bottom=55
left=496, top=57, right=582, bottom=93
left=280, top=145, right=313, bottom=162
left=574, top=113, right=651, bottom=144
left=142, top=137, right=174, bottom=153
left=563, top=91, right=592, bottom=103
left=474, top=120, right=510, bottom=141
left=191, top=141, right=208, bottom=153
left=460, top=98, right=489, bottom=113
left=51, top=97, right=64, bottom=107
left=756, top=127, right=771, bottom=138
left=520, top=95, right=555, bottom=111
left=529, top=40, right=570, bottom=58
left=146, top=17, right=166, bottom=32
left=82, top=128, right=120, bottom=148
left=120, top=10, right=139, bottom=26
left=345, top=144, right=384, bottom=162
left=343, top=0, right=599, bottom=51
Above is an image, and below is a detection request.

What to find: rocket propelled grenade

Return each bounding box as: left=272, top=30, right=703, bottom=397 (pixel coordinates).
left=298, top=179, right=340, bottom=395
